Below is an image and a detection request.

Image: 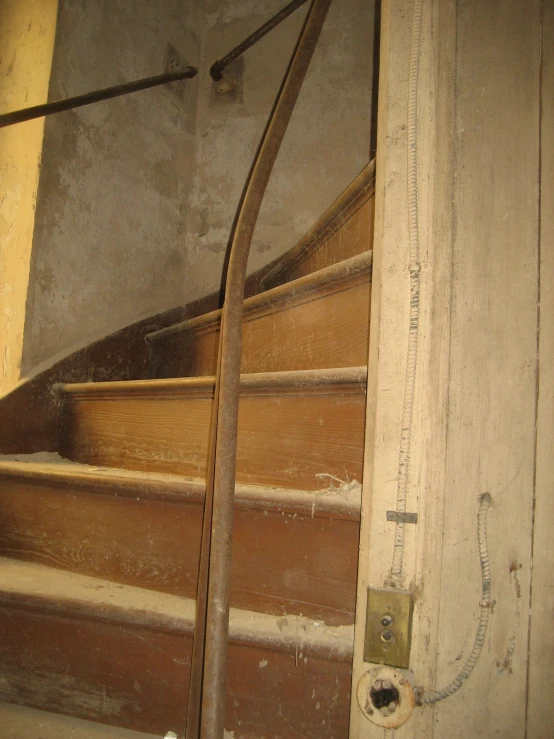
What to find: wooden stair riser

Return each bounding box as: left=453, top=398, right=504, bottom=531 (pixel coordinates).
left=0, top=475, right=359, bottom=625
left=59, top=372, right=366, bottom=490
left=282, top=194, right=374, bottom=282
left=0, top=605, right=351, bottom=738
left=149, top=271, right=371, bottom=378
left=260, top=162, right=375, bottom=289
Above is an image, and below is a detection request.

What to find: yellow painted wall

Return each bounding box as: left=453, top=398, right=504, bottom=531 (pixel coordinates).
left=0, top=0, right=58, bottom=396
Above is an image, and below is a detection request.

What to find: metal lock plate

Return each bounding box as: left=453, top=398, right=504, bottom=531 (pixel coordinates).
left=363, top=587, right=414, bottom=668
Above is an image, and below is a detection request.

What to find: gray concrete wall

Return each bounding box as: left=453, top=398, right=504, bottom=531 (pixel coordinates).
left=21, top=0, right=201, bottom=372
left=21, top=0, right=375, bottom=373
left=186, top=0, right=375, bottom=303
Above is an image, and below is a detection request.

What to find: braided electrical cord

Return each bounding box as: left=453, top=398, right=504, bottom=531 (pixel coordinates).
left=388, top=0, right=423, bottom=588
left=423, top=493, right=493, bottom=703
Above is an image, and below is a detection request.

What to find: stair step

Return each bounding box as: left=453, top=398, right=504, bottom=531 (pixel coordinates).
left=0, top=701, right=160, bottom=739
left=260, top=161, right=375, bottom=289
left=0, top=458, right=360, bottom=625
left=0, top=558, right=353, bottom=737
left=58, top=367, right=367, bottom=490
left=147, top=251, right=372, bottom=378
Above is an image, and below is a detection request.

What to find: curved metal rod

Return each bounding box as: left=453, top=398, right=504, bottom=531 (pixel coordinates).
left=188, top=1, right=332, bottom=736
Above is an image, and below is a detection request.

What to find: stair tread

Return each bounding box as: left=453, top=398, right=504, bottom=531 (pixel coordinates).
left=59, top=365, right=367, bottom=396
left=57, top=366, right=366, bottom=487
left=0, top=557, right=353, bottom=659
left=260, top=161, right=375, bottom=290
left=146, top=250, right=372, bottom=345
left=0, top=701, right=160, bottom=739
left=0, top=455, right=361, bottom=518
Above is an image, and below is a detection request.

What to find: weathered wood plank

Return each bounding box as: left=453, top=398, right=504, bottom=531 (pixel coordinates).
left=59, top=369, right=367, bottom=490
left=0, top=463, right=360, bottom=624
left=148, top=252, right=372, bottom=378
left=432, top=3, right=540, bottom=736
left=351, top=1, right=541, bottom=737
left=527, top=2, right=554, bottom=735
left=0, top=560, right=353, bottom=738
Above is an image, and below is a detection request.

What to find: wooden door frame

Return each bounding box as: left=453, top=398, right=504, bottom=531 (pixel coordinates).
left=349, top=0, right=549, bottom=736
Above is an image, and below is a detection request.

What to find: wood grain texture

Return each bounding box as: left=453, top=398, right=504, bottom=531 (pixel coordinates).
left=527, top=3, right=554, bottom=735
left=148, top=252, right=372, bottom=378
left=0, top=463, right=360, bottom=625
left=351, top=1, right=541, bottom=737
left=59, top=369, right=367, bottom=490
left=0, top=560, right=353, bottom=737
left=0, top=608, right=352, bottom=738
left=0, top=252, right=281, bottom=456
left=262, top=162, right=375, bottom=289
left=430, top=4, right=540, bottom=737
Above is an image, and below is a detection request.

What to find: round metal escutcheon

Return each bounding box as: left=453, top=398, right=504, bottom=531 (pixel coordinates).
left=356, top=665, right=416, bottom=729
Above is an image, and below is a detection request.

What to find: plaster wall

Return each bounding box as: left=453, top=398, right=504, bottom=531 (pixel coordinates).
left=20, top=0, right=375, bottom=373
left=21, top=0, right=201, bottom=373
left=0, top=0, right=58, bottom=395
left=186, top=0, right=375, bottom=304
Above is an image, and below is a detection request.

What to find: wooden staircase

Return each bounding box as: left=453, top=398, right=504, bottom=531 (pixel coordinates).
left=0, top=163, right=374, bottom=738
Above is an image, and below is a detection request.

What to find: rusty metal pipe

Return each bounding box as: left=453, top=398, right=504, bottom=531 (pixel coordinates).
left=195, top=1, right=332, bottom=736
left=0, top=68, right=197, bottom=128
left=209, top=0, right=309, bottom=81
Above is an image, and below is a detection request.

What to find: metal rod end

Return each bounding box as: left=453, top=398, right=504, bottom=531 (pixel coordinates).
left=210, top=61, right=225, bottom=81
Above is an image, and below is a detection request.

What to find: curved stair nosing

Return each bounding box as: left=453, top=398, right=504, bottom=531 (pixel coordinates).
left=0, top=460, right=361, bottom=519
left=57, top=366, right=368, bottom=401
left=0, top=558, right=354, bottom=661
left=260, top=160, right=376, bottom=290
left=146, top=250, right=372, bottom=345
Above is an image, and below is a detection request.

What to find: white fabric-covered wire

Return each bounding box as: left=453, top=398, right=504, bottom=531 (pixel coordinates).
left=423, top=493, right=493, bottom=703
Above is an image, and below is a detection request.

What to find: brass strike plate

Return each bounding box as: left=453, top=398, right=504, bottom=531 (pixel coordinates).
left=363, top=587, right=414, bottom=668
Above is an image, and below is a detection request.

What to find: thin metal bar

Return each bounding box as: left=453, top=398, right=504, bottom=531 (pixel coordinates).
left=185, top=353, right=221, bottom=739
left=197, top=1, right=332, bottom=737
left=210, top=0, right=309, bottom=80
left=0, top=68, right=197, bottom=128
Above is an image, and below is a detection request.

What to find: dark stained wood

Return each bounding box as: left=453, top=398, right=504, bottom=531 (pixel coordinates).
left=0, top=467, right=359, bottom=625
left=225, top=643, right=351, bottom=739
left=59, top=369, right=367, bottom=490
left=0, top=563, right=353, bottom=738
left=148, top=253, right=372, bottom=378
left=0, top=604, right=192, bottom=735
